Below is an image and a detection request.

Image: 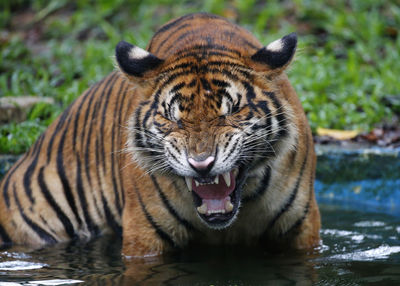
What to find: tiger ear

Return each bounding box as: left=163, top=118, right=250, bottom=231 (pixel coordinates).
left=250, top=33, right=297, bottom=73
left=115, top=41, right=164, bottom=79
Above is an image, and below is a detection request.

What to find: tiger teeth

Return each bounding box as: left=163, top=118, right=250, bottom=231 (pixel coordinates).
left=233, top=168, right=239, bottom=177
left=193, top=176, right=219, bottom=186
left=185, top=177, right=192, bottom=192
left=225, top=200, right=234, bottom=212
left=197, top=203, right=207, bottom=214
left=222, top=172, right=231, bottom=187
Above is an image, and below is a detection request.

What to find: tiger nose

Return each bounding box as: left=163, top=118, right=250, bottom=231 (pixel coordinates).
left=188, top=156, right=215, bottom=175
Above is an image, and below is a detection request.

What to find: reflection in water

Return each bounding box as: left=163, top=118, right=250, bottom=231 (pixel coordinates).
left=122, top=246, right=319, bottom=285
left=0, top=203, right=399, bottom=285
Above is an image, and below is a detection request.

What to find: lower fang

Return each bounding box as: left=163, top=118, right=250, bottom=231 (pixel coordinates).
left=197, top=203, right=207, bottom=214
left=225, top=201, right=234, bottom=213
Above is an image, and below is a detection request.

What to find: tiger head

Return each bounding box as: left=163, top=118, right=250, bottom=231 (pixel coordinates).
left=116, top=15, right=298, bottom=229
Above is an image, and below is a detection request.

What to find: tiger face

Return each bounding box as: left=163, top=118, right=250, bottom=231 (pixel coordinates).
left=117, top=20, right=298, bottom=229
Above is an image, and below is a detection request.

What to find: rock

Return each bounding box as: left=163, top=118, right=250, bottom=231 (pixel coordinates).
left=315, top=144, right=400, bottom=216
left=0, top=96, right=55, bottom=123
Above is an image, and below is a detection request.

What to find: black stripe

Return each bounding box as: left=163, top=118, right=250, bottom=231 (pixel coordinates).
left=175, top=50, right=238, bottom=61
left=243, top=81, right=259, bottom=112
left=159, top=61, right=247, bottom=82
left=142, top=90, right=160, bottom=128
left=159, top=63, right=193, bottom=75
left=221, top=69, right=239, bottom=81
left=101, top=194, right=122, bottom=237
left=170, top=82, right=186, bottom=93
left=22, top=133, right=46, bottom=204
left=232, top=93, right=242, bottom=114
left=56, top=119, right=82, bottom=226
left=72, top=85, right=93, bottom=153
left=222, top=138, right=240, bottom=162
left=79, top=78, right=108, bottom=191
left=153, top=15, right=193, bottom=44
left=280, top=199, right=310, bottom=237
left=280, top=161, right=315, bottom=236
left=162, top=28, right=205, bottom=54
left=95, top=137, right=101, bottom=180
left=167, top=92, right=182, bottom=120
left=242, top=167, right=271, bottom=203
left=82, top=73, right=118, bottom=215
left=0, top=224, right=12, bottom=247
left=2, top=154, right=28, bottom=208
left=152, top=13, right=219, bottom=52
left=135, top=188, right=176, bottom=247
left=80, top=77, right=106, bottom=153
left=205, top=61, right=249, bottom=71
left=254, top=100, right=272, bottom=134
left=134, top=104, right=146, bottom=149
left=188, top=79, right=197, bottom=88
left=263, top=91, right=288, bottom=138
left=268, top=139, right=309, bottom=229
left=223, top=133, right=235, bottom=151
left=38, top=167, right=76, bottom=239
left=151, top=176, right=195, bottom=231
left=92, top=136, right=106, bottom=221
left=200, top=78, right=211, bottom=91
left=14, top=186, right=57, bottom=244
left=151, top=23, right=190, bottom=53
left=75, top=155, right=99, bottom=236
left=111, top=81, right=127, bottom=203
left=167, top=149, right=182, bottom=166
left=174, top=43, right=242, bottom=57
left=99, top=74, right=119, bottom=172
left=47, top=104, right=73, bottom=163
left=110, top=81, right=127, bottom=216
left=242, top=38, right=260, bottom=51
left=212, top=79, right=230, bottom=88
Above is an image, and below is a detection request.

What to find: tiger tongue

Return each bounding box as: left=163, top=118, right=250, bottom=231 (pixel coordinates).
left=198, top=196, right=233, bottom=215
left=192, top=172, right=236, bottom=200
left=192, top=172, right=236, bottom=215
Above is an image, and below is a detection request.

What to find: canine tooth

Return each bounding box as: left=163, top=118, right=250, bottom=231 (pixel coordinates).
left=222, top=172, right=231, bottom=187
left=197, top=203, right=207, bottom=214
left=195, top=180, right=200, bottom=187
left=233, top=168, right=239, bottom=177
left=185, top=177, right=192, bottom=192
left=214, top=176, right=219, bottom=184
left=225, top=200, right=234, bottom=212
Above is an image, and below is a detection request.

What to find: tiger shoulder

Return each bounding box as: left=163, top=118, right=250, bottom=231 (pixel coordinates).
left=0, top=12, right=320, bottom=257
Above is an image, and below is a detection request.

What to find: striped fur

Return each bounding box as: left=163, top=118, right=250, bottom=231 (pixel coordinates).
left=0, top=13, right=320, bottom=256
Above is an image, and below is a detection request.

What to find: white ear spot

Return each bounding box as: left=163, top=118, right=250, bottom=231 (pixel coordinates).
left=128, top=46, right=150, bottom=60
left=266, top=38, right=284, bottom=52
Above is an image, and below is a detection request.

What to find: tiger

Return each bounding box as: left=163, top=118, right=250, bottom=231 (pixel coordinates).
left=0, top=12, right=320, bottom=257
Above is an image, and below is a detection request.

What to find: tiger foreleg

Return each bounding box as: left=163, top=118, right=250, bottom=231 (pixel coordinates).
left=290, top=196, right=321, bottom=250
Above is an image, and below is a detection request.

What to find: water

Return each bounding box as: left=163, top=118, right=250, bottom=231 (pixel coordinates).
left=0, top=202, right=399, bottom=285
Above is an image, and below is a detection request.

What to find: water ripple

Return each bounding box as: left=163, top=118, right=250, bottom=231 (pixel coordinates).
left=328, top=245, right=400, bottom=261
left=0, top=260, right=47, bottom=271
left=0, top=280, right=83, bottom=285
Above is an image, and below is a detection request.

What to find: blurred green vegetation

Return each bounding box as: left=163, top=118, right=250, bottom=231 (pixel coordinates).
left=0, top=0, right=399, bottom=154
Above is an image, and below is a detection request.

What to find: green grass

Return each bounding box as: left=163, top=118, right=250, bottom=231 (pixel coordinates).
left=0, top=0, right=399, bottom=154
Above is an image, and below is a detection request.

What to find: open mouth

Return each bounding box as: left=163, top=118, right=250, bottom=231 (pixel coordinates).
left=184, top=167, right=247, bottom=228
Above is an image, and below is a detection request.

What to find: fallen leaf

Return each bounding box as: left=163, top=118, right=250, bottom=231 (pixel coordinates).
left=316, top=127, right=359, bottom=140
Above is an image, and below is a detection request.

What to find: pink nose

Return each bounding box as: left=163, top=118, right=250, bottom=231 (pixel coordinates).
left=188, top=156, right=215, bottom=172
